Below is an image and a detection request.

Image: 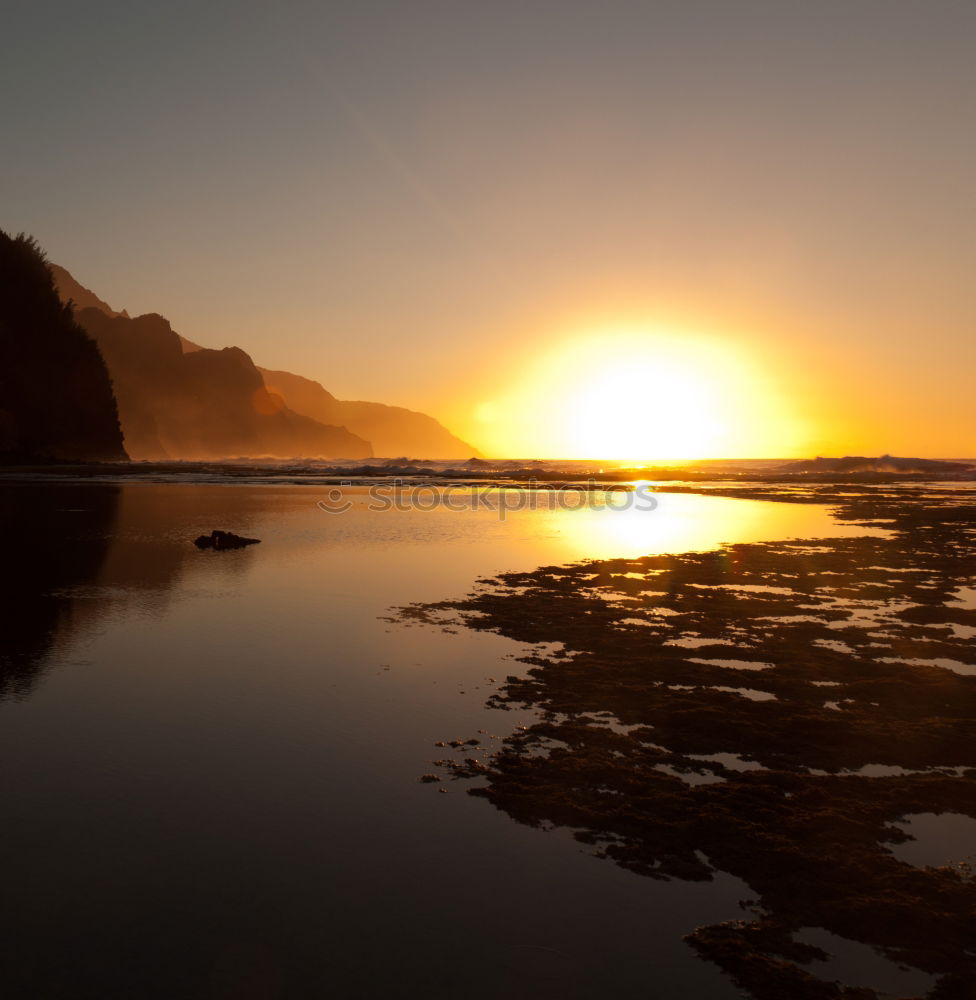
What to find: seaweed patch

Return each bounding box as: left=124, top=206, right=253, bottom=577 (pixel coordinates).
left=394, top=486, right=976, bottom=1000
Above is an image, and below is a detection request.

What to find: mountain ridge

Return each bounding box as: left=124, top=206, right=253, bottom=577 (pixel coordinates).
left=55, top=265, right=477, bottom=459
left=257, top=366, right=475, bottom=459
left=74, top=306, right=371, bottom=461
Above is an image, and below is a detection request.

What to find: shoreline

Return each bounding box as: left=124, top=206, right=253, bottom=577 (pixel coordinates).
left=2, top=459, right=976, bottom=489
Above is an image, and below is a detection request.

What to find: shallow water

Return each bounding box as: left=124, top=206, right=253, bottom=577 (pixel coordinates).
left=0, top=482, right=901, bottom=998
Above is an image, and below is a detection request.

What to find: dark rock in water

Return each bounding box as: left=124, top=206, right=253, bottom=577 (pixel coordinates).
left=193, top=530, right=260, bottom=551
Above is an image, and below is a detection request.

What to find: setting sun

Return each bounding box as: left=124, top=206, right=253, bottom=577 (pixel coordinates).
left=567, top=342, right=728, bottom=460
left=475, top=329, right=809, bottom=460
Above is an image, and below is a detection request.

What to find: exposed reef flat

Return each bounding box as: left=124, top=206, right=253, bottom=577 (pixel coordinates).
left=392, top=485, right=976, bottom=1000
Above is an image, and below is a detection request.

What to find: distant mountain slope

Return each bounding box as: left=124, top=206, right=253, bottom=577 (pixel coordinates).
left=178, top=334, right=202, bottom=353
left=49, top=263, right=125, bottom=318
left=52, top=263, right=475, bottom=459
left=50, top=262, right=477, bottom=459
left=75, top=308, right=371, bottom=461
left=258, top=366, right=475, bottom=459
left=0, top=232, right=126, bottom=462
left=188, top=338, right=474, bottom=457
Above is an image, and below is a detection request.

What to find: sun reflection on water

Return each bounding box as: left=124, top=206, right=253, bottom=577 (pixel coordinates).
left=548, top=491, right=886, bottom=562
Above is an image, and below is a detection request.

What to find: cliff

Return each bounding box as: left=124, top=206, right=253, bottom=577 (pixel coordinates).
left=52, top=263, right=474, bottom=460
left=75, top=308, right=371, bottom=460
left=259, top=367, right=476, bottom=459
left=0, top=232, right=126, bottom=462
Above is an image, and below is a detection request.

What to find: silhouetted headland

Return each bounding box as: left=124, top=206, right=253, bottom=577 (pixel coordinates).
left=52, top=264, right=477, bottom=461
left=0, top=232, right=126, bottom=463
left=76, top=307, right=371, bottom=461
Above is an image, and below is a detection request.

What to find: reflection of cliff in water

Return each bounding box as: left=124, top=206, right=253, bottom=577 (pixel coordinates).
left=0, top=483, right=258, bottom=699
left=1, top=483, right=119, bottom=697
left=398, top=487, right=976, bottom=1000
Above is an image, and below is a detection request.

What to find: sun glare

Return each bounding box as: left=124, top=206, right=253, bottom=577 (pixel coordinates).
left=476, top=328, right=807, bottom=460
left=568, top=352, right=723, bottom=460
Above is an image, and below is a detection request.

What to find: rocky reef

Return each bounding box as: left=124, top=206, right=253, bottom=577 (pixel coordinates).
left=395, top=485, right=976, bottom=999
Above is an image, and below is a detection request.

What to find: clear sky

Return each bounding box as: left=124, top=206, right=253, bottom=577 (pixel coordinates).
left=3, top=0, right=974, bottom=458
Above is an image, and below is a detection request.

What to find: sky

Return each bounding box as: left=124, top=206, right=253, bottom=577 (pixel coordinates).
left=2, top=0, right=974, bottom=458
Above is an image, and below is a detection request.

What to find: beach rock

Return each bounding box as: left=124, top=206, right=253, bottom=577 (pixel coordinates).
left=193, top=530, right=260, bottom=550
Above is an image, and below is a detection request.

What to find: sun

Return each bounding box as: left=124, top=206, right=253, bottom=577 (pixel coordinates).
left=567, top=351, right=726, bottom=461
left=475, top=327, right=808, bottom=460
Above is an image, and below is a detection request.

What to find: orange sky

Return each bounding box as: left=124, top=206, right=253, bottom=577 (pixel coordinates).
left=4, top=2, right=974, bottom=457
